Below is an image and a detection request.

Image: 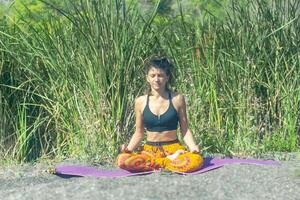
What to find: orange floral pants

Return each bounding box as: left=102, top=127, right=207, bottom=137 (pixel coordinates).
left=116, top=142, right=203, bottom=173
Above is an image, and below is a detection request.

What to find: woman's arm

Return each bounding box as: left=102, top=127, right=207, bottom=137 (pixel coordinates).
left=124, top=96, right=145, bottom=152
left=176, top=94, right=200, bottom=153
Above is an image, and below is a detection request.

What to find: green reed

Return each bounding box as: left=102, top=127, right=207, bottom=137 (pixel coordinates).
left=0, top=0, right=159, bottom=161
left=0, top=0, right=299, bottom=162
left=182, top=0, right=300, bottom=155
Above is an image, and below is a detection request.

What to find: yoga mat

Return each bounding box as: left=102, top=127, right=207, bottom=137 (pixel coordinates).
left=51, top=157, right=280, bottom=178
left=177, top=157, right=280, bottom=175
left=53, top=166, right=153, bottom=178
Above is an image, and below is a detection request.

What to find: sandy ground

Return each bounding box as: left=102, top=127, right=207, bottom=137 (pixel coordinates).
left=0, top=153, right=300, bottom=200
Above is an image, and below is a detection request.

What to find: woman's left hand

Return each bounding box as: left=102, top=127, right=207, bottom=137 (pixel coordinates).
left=189, top=145, right=200, bottom=153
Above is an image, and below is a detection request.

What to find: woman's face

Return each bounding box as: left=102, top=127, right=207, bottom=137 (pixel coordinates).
left=146, top=67, right=169, bottom=91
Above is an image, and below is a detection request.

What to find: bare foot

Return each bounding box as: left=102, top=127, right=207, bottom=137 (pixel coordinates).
left=166, top=149, right=186, bottom=161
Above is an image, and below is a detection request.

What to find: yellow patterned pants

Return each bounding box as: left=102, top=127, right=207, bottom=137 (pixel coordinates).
left=116, top=142, right=203, bottom=173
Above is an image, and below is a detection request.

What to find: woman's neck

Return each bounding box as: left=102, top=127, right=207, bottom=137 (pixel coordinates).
left=150, top=89, right=169, bottom=99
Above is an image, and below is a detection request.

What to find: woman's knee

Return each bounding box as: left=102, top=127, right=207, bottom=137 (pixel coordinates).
left=116, top=153, right=132, bottom=168
left=190, top=153, right=204, bottom=169
left=117, top=153, right=153, bottom=172
left=168, top=153, right=203, bottom=173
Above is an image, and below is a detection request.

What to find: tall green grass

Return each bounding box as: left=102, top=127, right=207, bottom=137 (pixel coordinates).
left=0, top=0, right=299, bottom=162
left=177, top=0, right=300, bottom=156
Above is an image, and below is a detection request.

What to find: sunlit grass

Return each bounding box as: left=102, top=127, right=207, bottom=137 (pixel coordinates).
left=0, top=0, right=299, bottom=162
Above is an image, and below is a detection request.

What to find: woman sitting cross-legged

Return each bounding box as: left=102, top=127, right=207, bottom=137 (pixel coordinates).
left=116, top=56, right=203, bottom=173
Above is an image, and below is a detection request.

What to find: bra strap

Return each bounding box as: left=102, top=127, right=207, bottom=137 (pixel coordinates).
left=146, top=94, right=150, bottom=105
left=168, top=92, right=173, bottom=104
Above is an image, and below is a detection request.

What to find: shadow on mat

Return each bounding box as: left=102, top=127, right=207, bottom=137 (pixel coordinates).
left=56, top=174, right=82, bottom=179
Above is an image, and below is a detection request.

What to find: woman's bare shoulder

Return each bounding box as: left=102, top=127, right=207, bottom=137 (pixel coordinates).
left=171, top=92, right=185, bottom=101
left=171, top=92, right=186, bottom=107
left=135, top=95, right=147, bottom=103
left=135, top=95, right=147, bottom=110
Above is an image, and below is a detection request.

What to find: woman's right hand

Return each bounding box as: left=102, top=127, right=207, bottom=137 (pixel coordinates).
left=120, top=144, right=126, bottom=152
left=120, top=144, right=132, bottom=153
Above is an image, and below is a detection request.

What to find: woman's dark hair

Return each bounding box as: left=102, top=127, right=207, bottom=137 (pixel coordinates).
left=144, top=56, right=175, bottom=94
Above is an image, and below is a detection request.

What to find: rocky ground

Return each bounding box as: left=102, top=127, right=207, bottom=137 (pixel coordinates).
left=0, top=153, right=300, bottom=200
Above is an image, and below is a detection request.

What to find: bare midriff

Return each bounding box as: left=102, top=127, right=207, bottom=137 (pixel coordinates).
left=146, top=130, right=177, bottom=142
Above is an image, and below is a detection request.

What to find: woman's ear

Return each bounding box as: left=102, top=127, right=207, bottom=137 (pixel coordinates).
left=146, top=75, right=150, bottom=83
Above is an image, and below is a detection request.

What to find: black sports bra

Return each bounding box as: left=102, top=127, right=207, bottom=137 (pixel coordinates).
left=143, top=93, right=179, bottom=132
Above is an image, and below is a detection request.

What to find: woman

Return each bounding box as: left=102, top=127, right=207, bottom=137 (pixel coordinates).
left=117, top=57, right=203, bottom=173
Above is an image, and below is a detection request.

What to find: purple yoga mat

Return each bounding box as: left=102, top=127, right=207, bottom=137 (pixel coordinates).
left=54, top=157, right=280, bottom=178
left=55, top=166, right=153, bottom=178
left=177, top=157, right=280, bottom=175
